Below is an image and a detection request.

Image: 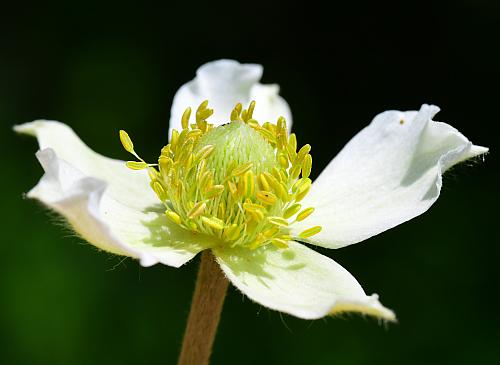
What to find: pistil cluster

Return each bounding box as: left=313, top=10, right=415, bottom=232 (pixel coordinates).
left=120, top=101, right=321, bottom=250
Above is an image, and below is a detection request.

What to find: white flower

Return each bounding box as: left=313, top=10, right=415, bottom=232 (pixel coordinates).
left=15, top=59, right=487, bottom=321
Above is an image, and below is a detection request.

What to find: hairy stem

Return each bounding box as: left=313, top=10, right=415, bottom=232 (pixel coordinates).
left=177, top=250, right=229, bottom=365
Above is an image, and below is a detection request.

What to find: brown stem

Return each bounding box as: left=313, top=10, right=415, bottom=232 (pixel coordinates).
left=177, top=250, right=229, bottom=365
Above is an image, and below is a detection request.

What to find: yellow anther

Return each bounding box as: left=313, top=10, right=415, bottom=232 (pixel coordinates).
left=199, top=99, right=209, bottom=110
left=204, top=175, right=214, bottom=191
left=188, top=202, right=206, bottom=219
left=205, top=184, right=224, bottom=198
left=179, top=135, right=194, bottom=152
left=165, top=211, right=182, bottom=225
left=243, top=201, right=265, bottom=213
left=263, top=171, right=279, bottom=189
left=185, top=153, right=194, bottom=170
left=201, top=216, right=225, bottom=230
left=268, top=216, right=289, bottom=227
left=237, top=178, right=245, bottom=198
left=151, top=181, right=167, bottom=201
left=287, top=133, right=297, bottom=158
left=271, top=238, right=289, bottom=249
left=262, top=172, right=288, bottom=200
left=196, top=100, right=213, bottom=124
left=278, top=153, right=289, bottom=169
left=257, top=173, right=270, bottom=191
left=279, top=169, right=288, bottom=182
left=263, top=226, right=280, bottom=238
left=178, top=141, right=194, bottom=163
left=195, top=144, right=215, bottom=160
left=298, top=226, right=322, bottom=238
left=227, top=180, right=238, bottom=197
left=296, top=207, right=315, bottom=221
left=170, top=129, right=179, bottom=151
left=257, top=127, right=276, bottom=144
left=230, top=103, right=243, bottom=121
left=161, top=145, right=171, bottom=157
left=232, top=162, right=254, bottom=176
left=283, top=203, right=302, bottom=219
left=242, top=101, right=256, bottom=122
left=181, top=107, right=191, bottom=130
left=276, top=182, right=289, bottom=201
left=248, top=209, right=265, bottom=222
left=126, top=161, right=148, bottom=170
left=279, top=132, right=289, bottom=148
left=159, top=156, right=173, bottom=173
left=200, top=170, right=214, bottom=189
left=119, top=130, right=135, bottom=154
left=148, top=167, right=159, bottom=181
left=302, top=154, right=312, bottom=178
left=263, top=122, right=276, bottom=134
left=196, top=159, right=206, bottom=179
left=295, top=179, right=311, bottom=202
left=177, top=128, right=188, bottom=145
left=188, top=129, right=203, bottom=139
left=278, top=234, right=293, bottom=241
left=243, top=170, right=255, bottom=196
left=246, top=119, right=260, bottom=129
left=256, top=191, right=277, bottom=205
left=292, top=178, right=311, bottom=193
left=225, top=160, right=237, bottom=175
left=296, top=144, right=311, bottom=163
left=223, top=223, right=241, bottom=241
left=277, top=116, right=287, bottom=132
left=198, top=119, right=208, bottom=133
left=289, top=164, right=302, bottom=180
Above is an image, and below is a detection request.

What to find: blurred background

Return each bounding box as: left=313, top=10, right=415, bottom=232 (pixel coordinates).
left=1, top=0, right=498, bottom=364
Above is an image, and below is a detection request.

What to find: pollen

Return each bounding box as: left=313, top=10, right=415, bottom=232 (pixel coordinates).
left=120, top=101, right=321, bottom=250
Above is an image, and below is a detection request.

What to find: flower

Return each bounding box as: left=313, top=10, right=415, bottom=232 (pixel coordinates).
left=15, top=59, right=487, bottom=321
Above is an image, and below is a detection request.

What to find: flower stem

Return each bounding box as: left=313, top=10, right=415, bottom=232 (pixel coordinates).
left=177, top=250, right=229, bottom=365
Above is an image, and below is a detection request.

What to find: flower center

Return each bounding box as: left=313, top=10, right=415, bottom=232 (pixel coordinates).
left=120, top=101, right=321, bottom=249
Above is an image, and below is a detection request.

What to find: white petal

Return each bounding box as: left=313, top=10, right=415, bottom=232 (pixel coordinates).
left=292, top=104, right=488, bottom=249
left=214, top=241, right=394, bottom=320
left=15, top=121, right=216, bottom=267
left=169, top=59, right=291, bottom=138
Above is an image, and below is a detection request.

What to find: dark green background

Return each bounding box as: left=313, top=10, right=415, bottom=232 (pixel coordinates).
left=1, top=1, right=498, bottom=364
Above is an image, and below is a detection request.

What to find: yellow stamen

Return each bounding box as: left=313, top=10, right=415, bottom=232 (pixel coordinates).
left=126, top=161, right=148, bottom=170
left=119, top=130, right=135, bottom=154
left=243, top=170, right=255, bottom=196
left=256, top=191, right=277, bottom=205
left=298, top=226, right=322, bottom=238
left=268, top=216, right=289, bottom=227
left=271, top=238, right=289, bottom=249
left=119, top=100, right=321, bottom=250
left=258, top=173, right=270, bottom=191
left=166, top=211, right=182, bottom=225
left=296, top=207, right=315, bottom=221
left=302, top=154, right=312, bottom=178
left=205, top=185, right=225, bottom=198
left=295, top=179, right=312, bottom=202
left=232, top=162, right=254, bottom=176
left=201, top=216, right=225, bottom=230
left=151, top=181, right=167, bottom=201
left=188, top=202, right=206, bottom=219
left=283, top=203, right=302, bottom=219
left=181, top=107, right=191, bottom=130
left=223, top=224, right=241, bottom=241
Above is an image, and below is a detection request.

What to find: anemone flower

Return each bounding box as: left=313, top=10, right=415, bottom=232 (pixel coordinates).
left=16, top=59, right=487, bottom=364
